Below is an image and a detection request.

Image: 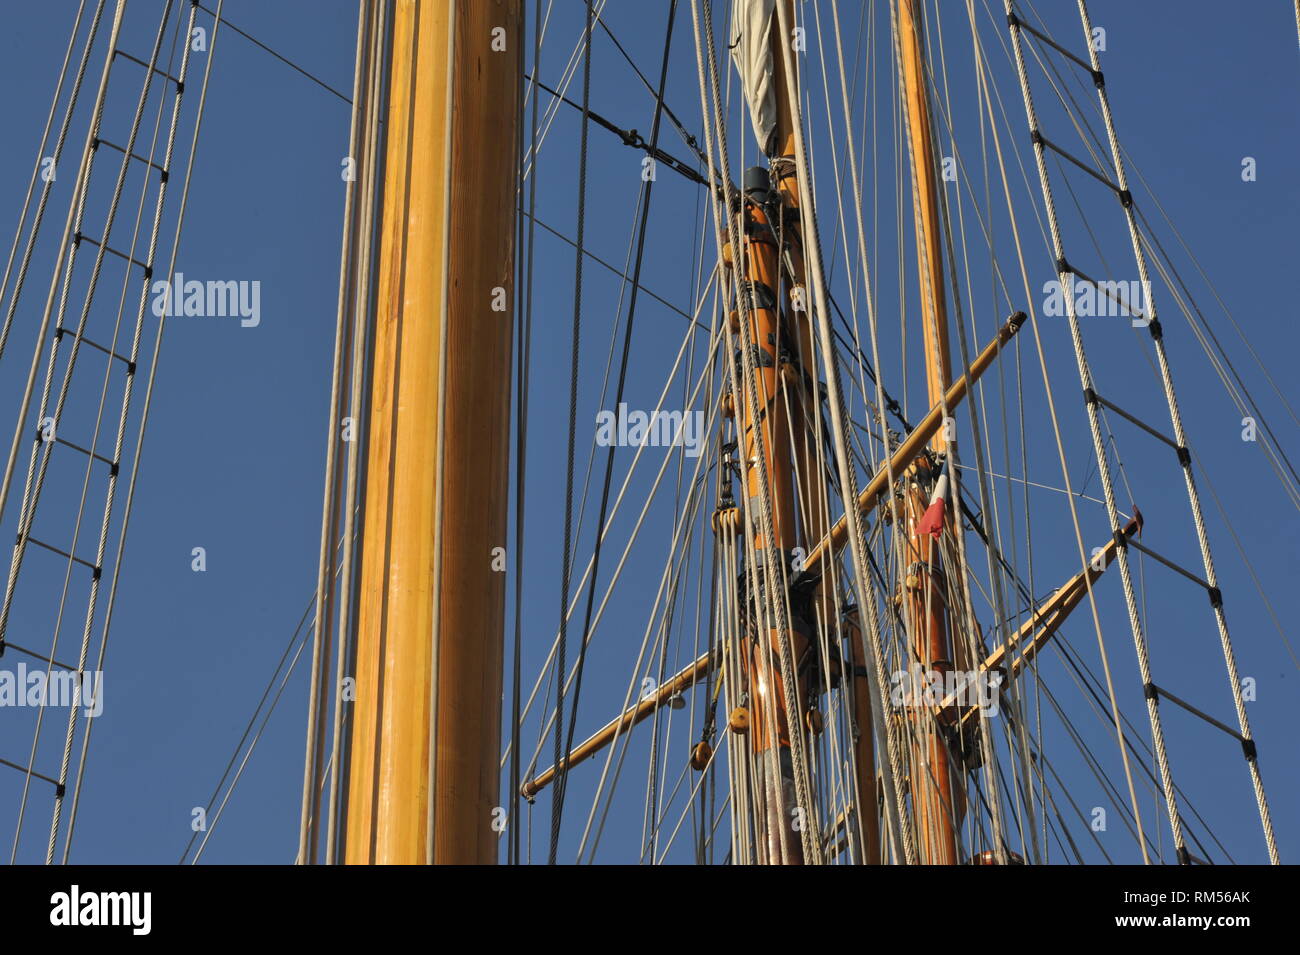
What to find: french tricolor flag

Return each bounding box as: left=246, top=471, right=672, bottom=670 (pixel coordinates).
left=915, top=461, right=949, bottom=538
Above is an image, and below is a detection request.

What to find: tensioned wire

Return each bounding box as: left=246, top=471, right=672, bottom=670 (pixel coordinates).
left=957, top=4, right=1084, bottom=861
left=510, top=0, right=543, bottom=868
left=785, top=0, right=1242, bottom=862
left=202, top=531, right=365, bottom=865
left=807, top=0, right=940, bottom=864
left=676, top=152, right=714, bottom=866
left=0, top=0, right=184, bottom=664
left=886, top=0, right=1012, bottom=860
left=184, top=584, right=314, bottom=863
left=812, top=16, right=883, bottom=864
left=0, top=0, right=99, bottom=366
left=837, top=0, right=1175, bottom=867
left=522, top=0, right=605, bottom=181
left=929, top=0, right=1043, bottom=860
left=1023, top=0, right=1300, bottom=713
left=559, top=0, right=686, bottom=857
left=326, top=0, right=391, bottom=865
left=4, top=0, right=126, bottom=863
left=631, top=464, right=717, bottom=860
left=1020, top=0, right=1300, bottom=692
left=710, top=0, right=826, bottom=863
left=523, top=10, right=717, bottom=751
left=512, top=294, right=719, bottom=738
left=516, top=319, right=724, bottom=841
left=564, top=106, right=878, bottom=857
left=1022, top=0, right=1300, bottom=493
left=505, top=272, right=721, bottom=778
left=0, top=0, right=126, bottom=581
left=696, top=0, right=899, bottom=867
left=298, top=0, right=380, bottom=867
left=553, top=3, right=685, bottom=858
left=569, top=393, right=723, bottom=861
left=506, top=7, right=728, bottom=841
left=642, top=333, right=712, bottom=863
left=807, top=6, right=926, bottom=862
left=1016, top=0, right=1298, bottom=515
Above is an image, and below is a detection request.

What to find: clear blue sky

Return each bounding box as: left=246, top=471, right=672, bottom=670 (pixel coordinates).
left=0, top=0, right=1294, bottom=864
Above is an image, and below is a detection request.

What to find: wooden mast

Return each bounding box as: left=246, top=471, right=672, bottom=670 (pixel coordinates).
left=344, top=0, right=520, bottom=865
left=897, top=0, right=961, bottom=865
left=728, top=0, right=807, bottom=866
left=898, top=0, right=953, bottom=414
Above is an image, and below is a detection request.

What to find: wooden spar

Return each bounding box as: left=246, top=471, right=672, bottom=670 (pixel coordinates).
left=512, top=27, right=1019, bottom=831
left=521, top=651, right=716, bottom=799
left=344, top=0, right=520, bottom=865
left=897, top=0, right=952, bottom=430
left=516, top=505, right=1129, bottom=803
left=943, top=513, right=1144, bottom=727
left=897, top=0, right=959, bottom=864
left=800, top=312, right=1025, bottom=575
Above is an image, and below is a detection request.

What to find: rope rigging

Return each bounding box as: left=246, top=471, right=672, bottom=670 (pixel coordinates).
left=2, top=0, right=1288, bottom=867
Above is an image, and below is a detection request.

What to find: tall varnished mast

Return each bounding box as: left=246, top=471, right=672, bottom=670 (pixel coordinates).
left=344, top=0, right=520, bottom=865
left=896, top=0, right=961, bottom=865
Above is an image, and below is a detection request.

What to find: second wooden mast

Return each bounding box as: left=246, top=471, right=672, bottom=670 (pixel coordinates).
left=897, top=0, right=962, bottom=865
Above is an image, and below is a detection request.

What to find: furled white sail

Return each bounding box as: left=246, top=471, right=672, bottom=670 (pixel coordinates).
left=729, top=0, right=777, bottom=155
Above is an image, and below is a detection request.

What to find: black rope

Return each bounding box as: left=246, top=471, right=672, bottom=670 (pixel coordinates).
left=548, top=0, right=595, bottom=866
left=551, top=0, right=680, bottom=864
left=591, top=5, right=700, bottom=159
left=525, top=73, right=707, bottom=186
left=195, top=2, right=351, bottom=104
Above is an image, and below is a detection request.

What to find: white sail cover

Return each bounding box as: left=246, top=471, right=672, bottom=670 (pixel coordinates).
left=729, top=0, right=778, bottom=155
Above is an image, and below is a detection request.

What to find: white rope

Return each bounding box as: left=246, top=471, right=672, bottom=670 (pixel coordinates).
left=786, top=0, right=921, bottom=864
left=1004, top=0, right=1186, bottom=864
left=692, top=0, right=820, bottom=863
left=965, top=0, right=1153, bottom=863
left=298, top=0, right=375, bottom=866
left=60, top=0, right=229, bottom=864
left=0, top=0, right=100, bottom=364
left=1075, top=0, right=1278, bottom=865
